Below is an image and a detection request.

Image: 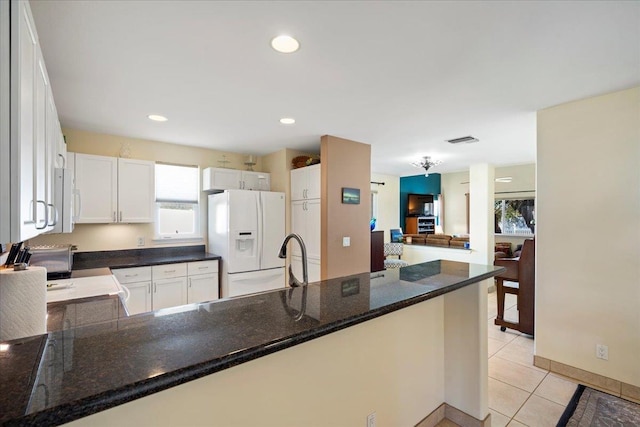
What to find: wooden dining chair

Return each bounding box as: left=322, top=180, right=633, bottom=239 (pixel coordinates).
left=493, top=238, right=535, bottom=335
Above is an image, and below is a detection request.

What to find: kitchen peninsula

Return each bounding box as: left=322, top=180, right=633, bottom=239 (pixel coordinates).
left=1, top=260, right=503, bottom=426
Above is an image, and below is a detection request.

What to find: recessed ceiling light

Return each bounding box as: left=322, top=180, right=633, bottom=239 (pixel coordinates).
left=495, top=177, right=513, bottom=183
left=271, top=35, right=300, bottom=53
left=280, top=117, right=295, bottom=125
left=148, top=114, right=168, bottom=122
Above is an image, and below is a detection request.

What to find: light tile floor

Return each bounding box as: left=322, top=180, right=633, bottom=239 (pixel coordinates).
left=487, top=289, right=578, bottom=427
left=437, top=286, right=579, bottom=427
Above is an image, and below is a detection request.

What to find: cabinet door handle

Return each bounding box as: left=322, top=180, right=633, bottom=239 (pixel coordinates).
left=35, top=200, right=48, bottom=229
left=73, top=190, right=82, bottom=221
left=119, top=211, right=122, bottom=222
left=113, top=211, right=116, bottom=222
left=125, top=274, right=138, bottom=278
left=198, top=266, right=208, bottom=270
left=189, top=278, right=192, bottom=288
left=154, top=283, right=157, bottom=293
left=164, top=270, right=176, bottom=273
left=48, top=203, right=58, bottom=226
left=148, top=283, right=151, bottom=294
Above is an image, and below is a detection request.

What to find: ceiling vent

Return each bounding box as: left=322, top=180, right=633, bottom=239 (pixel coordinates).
left=447, top=136, right=479, bottom=144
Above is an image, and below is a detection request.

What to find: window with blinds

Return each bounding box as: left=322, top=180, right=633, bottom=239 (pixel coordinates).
left=155, top=163, right=201, bottom=239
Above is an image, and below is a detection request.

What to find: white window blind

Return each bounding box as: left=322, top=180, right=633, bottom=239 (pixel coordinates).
left=155, top=163, right=199, bottom=203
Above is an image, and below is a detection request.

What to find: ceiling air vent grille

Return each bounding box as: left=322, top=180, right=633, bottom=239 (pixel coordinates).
left=446, top=136, right=479, bottom=144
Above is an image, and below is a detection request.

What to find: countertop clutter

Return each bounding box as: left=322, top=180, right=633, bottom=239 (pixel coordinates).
left=0, top=260, right=504, bottom=426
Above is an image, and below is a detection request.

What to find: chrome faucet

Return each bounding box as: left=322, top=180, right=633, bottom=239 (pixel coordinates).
left=278, top=233, right=308, bottom=287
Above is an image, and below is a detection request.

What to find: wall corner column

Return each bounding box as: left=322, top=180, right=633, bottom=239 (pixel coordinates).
left=469, top=164, right=495, bottom=266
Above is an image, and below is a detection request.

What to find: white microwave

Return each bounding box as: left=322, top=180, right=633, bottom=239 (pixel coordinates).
left=51, top=168, right=78, bottom=233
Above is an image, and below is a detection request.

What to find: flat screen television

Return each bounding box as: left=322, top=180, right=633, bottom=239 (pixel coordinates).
left=407, top=193, right=434, bottom=216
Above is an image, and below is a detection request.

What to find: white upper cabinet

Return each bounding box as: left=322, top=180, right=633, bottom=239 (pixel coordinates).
left=240, top=171, right=270, bottom=191
left=117, top=158, right=154, bottom=223
left=202, top=167, right=270, bottom=192
left=75, top=154, right=118, bottom=223
left=290, top=164, right=320, bottom=201
left=14, top=0, right=38, bottom=241
left=0, top=1, right=9, bottom=242
left=2, top=0, right=62, bottom=242
left=74, top=154, right=154, bottom=223
left=202, top=167, right=241, bottom=191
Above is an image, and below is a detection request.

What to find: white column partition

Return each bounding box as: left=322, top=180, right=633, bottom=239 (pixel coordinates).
left=469, top=164, right=495, bottom=266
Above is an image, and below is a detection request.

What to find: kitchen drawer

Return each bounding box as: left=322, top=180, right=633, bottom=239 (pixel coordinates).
left=111, top=266, right=152, bottom=284
left=187, top=260, right=219, bottom=276
left=152, top=263, right=187, bottom=280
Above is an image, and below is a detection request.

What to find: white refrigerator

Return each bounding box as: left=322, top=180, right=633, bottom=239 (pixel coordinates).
left=208, top=190, right=286, bottom=298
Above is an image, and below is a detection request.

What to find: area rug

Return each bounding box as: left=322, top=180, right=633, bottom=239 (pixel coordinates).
left=557, top=384, right=640, bottom=426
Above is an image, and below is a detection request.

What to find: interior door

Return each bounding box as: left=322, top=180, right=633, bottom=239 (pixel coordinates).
left=260, top=191, right=285, bottom=270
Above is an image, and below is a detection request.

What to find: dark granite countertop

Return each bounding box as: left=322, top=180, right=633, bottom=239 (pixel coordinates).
left=0, top=260, right=504, bottom=426
left=72, top=245, right=221, bottom=270
left=47, top=294, right=127, bottom=332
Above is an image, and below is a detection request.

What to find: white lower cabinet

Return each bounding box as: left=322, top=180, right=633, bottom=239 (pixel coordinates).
left=187, top=260, right=219, bottom=304
left=125, top=280, right=152, bottom=315
left=113, top=260, right=219, bottom=315
left=188, top=273, right=218, bottom=304
left=153, top=277, right=187, bottom=310
left=112, top=266, right=153, bottom=316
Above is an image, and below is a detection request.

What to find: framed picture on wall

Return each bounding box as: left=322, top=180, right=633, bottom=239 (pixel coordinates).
left=342, top=187, right=360, bottom=204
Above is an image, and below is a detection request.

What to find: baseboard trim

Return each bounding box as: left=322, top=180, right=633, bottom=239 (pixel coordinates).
left=415, top=403, right=445, bottom=427
left=534, top=355, right=640, bottom=403
left=415, top=403, right=491, bottom=427
left=445, top=404, right=491, bottom=427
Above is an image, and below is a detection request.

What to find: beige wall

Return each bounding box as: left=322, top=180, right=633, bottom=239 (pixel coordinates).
left=67, top=296, right=447, bottom=427
left=320, top=135, right=371, bottom=280
left=29, top=128, right=265, bottom=252
left=536, top=87, right=640, bottom=386
left=65, top=279, right=490, bottom=426
left=371, top=173, right=400, bottom=243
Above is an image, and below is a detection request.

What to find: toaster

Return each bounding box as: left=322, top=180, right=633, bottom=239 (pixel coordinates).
left=29, top=245, right=73, bottom=279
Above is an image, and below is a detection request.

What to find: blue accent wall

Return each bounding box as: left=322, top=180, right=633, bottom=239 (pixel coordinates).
left=399, top=174, right=441, bottom=229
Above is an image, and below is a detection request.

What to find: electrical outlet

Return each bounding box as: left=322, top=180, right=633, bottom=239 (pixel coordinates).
left=343, top=237, right=350, bottom=247
left=596, top=344, right=608, bottom=360
left=366, top=412, right=376, bottom=427
left=137, top=236, right=145, bottom=247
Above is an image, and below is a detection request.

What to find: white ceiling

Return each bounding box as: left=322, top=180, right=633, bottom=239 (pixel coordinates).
left=30, top=1, right=640, bottom=176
